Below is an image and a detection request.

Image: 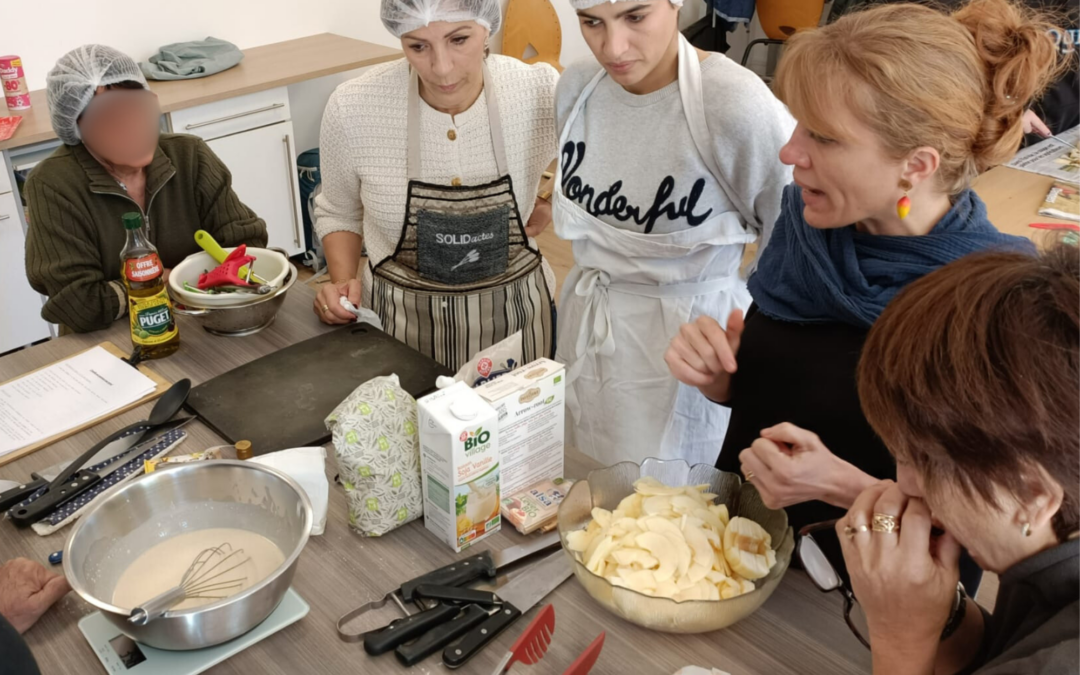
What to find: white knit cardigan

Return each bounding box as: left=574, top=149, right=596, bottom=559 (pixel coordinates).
left=314, top=55, right=558, bottom=304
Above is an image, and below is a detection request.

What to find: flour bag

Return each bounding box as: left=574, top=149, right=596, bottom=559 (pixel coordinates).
left=326, top=375, right=423, bottom=536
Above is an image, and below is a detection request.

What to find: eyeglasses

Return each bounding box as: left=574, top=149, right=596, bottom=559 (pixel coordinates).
left=798, top=519, right=871, bottom=649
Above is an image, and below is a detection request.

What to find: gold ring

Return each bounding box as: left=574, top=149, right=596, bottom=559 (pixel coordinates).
left=872, top=513, right=900, bottom=534
left=843, top=524, right=869, bottom=539
left=745, top=471, right=755, bottom=481
left=321, top=304, right=331, bottom=313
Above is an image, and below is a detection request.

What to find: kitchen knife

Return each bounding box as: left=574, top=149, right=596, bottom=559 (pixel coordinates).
left=363, top=602, right=461, bottom=656
left=0, top=427, right=161, bottom=514
left=337, top=530, right=563, bottom=643
left=400, top=530, right=561, bottom=602
left=395, top=604, right=493, bottom=667
left=443, top=551, right=573, bottom=669
left=35, top=423, right=157, bottom=483
left=8, top=418, right=194, bottom=527
left=415, top=585, right=502, bottom=607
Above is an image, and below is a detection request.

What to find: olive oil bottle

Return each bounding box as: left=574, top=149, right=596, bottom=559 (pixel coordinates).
left=120, top=212, right=179, bottom=359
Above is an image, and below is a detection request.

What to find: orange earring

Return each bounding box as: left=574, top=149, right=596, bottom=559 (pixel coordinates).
left=897, top=180, right=912, bottom=220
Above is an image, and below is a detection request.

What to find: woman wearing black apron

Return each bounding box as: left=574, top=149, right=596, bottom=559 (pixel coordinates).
left=314, top=0, right=558, bottom=370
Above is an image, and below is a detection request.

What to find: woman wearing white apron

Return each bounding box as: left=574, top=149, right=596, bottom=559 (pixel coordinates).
left=555, top=0, right=793, bottom=466
left=313, top=0, right=558, bottom=370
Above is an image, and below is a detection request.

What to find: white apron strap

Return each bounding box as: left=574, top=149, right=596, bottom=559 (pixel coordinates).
left=553, top=67, right=607, bottom=188
left=676, top=33, right=760, bottom=230
left=407, top=61, right=508, bottom=181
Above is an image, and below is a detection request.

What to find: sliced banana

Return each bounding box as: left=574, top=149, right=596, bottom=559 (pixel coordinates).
left=722, top=517, right=776, bottom=580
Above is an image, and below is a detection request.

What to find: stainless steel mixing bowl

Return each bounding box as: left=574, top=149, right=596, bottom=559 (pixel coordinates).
left=171, top=262, right=297, bottom=337
left=64, top=460, right=312, bottom=650
left=557, top=458, right=794, bottom=634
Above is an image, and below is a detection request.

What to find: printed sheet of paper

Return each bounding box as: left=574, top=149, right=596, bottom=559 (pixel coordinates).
left=0, top=346, right=156, bottom=457
left=1007, top=126, right=1080, bottom=183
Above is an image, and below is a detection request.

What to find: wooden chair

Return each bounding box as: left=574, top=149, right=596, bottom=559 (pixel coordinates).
left=503, top=0, right=564, bottom=72
left=740, top=0, right=826, bottom=66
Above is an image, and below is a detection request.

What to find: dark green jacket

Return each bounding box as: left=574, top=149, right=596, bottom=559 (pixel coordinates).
left=24, top=133, right=268, bottom=333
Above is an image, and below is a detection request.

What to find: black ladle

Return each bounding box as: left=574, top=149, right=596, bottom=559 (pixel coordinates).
left=47, top=378, right=191, bottom=489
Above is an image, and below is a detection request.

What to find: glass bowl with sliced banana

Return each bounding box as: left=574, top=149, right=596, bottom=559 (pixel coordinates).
left=557, top=459, right=793, bottom=633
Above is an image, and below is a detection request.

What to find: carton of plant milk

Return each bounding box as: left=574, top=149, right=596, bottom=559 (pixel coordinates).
left=417, top=382, right=501, bottom=552
left=476, top=358, right=565, bottom=497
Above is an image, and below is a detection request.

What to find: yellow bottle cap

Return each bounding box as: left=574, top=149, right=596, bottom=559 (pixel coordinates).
left=235, top=440, right=253, bottom=460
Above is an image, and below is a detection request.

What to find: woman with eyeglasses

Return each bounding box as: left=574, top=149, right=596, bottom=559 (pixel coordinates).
left=24, top=45, right=268, bottom=333
left=664, top=0, right=1062, bottom=536
left=832, top=244, right=1079, bottom=674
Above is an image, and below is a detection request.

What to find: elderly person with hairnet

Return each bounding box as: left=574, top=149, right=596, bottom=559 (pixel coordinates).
left=24, top=45, right=267, bottom=334
left=313, top=0, right=558, bottom=371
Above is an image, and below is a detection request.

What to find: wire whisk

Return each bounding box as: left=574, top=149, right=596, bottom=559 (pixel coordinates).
left=128, top=543, right=250, bottom=625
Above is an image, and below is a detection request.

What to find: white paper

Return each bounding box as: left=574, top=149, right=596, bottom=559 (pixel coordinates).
left=250, top=447, right=329, bottom=536
left=0, top=346, right=156, bottom=457
left=1007, top=127, right=1080, bottom=183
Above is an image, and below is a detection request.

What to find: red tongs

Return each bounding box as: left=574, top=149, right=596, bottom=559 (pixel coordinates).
left=197, top=244, right=259, bottom=290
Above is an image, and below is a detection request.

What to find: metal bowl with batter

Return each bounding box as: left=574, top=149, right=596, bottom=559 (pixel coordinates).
left=63, top=461, right=312, bottom=650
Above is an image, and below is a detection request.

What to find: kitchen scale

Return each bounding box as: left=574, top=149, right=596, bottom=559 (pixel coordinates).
left=78, top=588, right=309, bottom=675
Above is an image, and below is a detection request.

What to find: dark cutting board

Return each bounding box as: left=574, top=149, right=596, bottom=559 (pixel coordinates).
left=186, top=324, right=452, bottom=454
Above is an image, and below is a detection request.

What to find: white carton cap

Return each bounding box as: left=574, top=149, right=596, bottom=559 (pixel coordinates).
left=450, top=398, right=479, bottom=421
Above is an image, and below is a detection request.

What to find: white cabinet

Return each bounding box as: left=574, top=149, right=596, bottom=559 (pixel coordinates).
left=170, top=87, right=304, bottom=256
left=205, top=121, right=304, bottom=255
left=0, top=190, right=51, bottom=353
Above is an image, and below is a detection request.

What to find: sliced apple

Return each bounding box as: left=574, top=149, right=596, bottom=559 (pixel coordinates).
left=566, top=529, right=594, bottom=553
left=586, top=535, right=617, bottom=575
left=722, top=517, right=775, bottom=580
left=634, top=476, right=685, bottom=496
left=635, top=532, right=678, bottom=582
left=643, top=495, right=674, bottom=517
left=612, top=547, right=655, bottom=568
left=616, top=493, right=644, bottom=518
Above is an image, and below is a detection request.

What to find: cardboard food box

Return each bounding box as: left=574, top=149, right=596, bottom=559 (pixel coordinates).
left=418, top=382, right=501, bottom=552
left=476, top=358, right=565, bottom=498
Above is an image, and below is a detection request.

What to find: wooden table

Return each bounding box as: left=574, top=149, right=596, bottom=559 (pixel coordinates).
left=0, top=34, right=401, bottom=152
left=0, top=284, right=870, bottom=675
left=973, top=165, right=1076, bottom=240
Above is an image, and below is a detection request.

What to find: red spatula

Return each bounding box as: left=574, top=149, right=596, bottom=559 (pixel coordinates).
left=490, top=604, right=556, bottom=674
left=563, top=632, right=606, bottom=675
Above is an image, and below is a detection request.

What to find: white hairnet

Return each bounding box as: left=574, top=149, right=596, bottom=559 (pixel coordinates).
left=381, top=0, right=502, bottom=39
left=46, top=45, right=149, bottom=146
left=570, top=0, right=683, bottom=10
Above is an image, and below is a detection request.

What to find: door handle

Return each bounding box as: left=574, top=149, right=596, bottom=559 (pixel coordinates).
left=184, top=103, right=285, bottom=130
left=282, top=133, right=301, bottom=249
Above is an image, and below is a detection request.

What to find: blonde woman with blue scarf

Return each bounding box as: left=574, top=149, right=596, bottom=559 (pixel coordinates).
left=666, top=0, right=1060, bottom=540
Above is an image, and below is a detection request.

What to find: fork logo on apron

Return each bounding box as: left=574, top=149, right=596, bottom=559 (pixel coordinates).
left=371, top=63, right=555, bottom=371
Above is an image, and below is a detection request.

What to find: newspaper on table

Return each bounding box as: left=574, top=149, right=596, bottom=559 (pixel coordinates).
left=1007, top=126, right=1080, bottom=184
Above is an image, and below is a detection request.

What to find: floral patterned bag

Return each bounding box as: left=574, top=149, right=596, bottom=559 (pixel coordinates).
left=326, top=375, right=423, bottom=536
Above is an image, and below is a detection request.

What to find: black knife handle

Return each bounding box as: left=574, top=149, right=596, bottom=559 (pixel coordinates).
left=395, top=604, right=491, bottom=667
left=400, top=552, right=496, bottom=602
left=0, top=478, right=46, bottom=513
left=443, top=602, right=523, bottom=669
left=9, top=471, right=101, bottom=528
left=415, top=585, right=501, bottom=607
left=363, top=603, right=460, bottom=656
